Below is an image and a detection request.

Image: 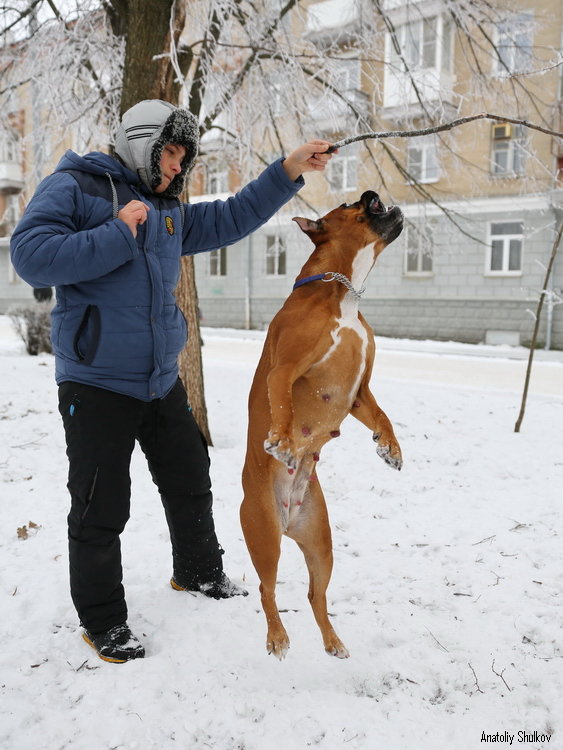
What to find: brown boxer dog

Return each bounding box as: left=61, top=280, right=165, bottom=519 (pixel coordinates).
left=240, top=191, right=404, bottom=659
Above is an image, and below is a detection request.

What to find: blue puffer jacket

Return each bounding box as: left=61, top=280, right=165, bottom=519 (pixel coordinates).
left=11, top=150, right=303, bottom=400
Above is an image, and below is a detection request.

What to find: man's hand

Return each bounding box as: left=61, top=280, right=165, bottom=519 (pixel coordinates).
left=117, top=200, right=150, bottom=238
left=282, top=140, right=337, bottom=182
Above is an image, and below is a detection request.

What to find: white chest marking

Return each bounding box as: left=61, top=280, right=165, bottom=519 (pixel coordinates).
left=315, top=245, right=374, bottom=390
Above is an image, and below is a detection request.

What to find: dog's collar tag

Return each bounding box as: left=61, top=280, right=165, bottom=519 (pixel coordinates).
left=293, top=272, right=365, bottom=301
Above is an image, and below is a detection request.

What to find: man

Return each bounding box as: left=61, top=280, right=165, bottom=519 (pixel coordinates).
left=10, top=99, right=334, bottom=663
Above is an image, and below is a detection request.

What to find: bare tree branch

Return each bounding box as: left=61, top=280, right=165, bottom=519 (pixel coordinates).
left=327, top=113, right=563, bottom=152
left=200, top=0, right=300, bottom=134
left=0, top=0, right=43, bottom=35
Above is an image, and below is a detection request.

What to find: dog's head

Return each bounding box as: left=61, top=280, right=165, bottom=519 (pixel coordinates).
left=293, top=191, right=403, bottom=256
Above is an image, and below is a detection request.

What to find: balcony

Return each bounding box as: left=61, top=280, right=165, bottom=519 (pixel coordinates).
left=381, top=66, right=457, bottom=123
left=306, top=0, right=359, bottom=44
left=381, top=0, right=425, bottom=10
left=0, top=161, right=24, bottom=193
left=381, top=11, right=458, bottom=123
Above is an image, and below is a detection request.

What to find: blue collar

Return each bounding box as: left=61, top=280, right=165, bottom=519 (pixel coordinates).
left=292, top=271, right=366, bottom=301
left=292, top=273, right=327, bottom=290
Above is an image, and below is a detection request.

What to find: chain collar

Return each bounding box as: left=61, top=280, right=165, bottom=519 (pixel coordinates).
left=293, top=272, right=365, bottom=301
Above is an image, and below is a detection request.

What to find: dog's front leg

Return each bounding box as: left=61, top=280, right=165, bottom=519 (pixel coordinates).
left=351, top=318, right=402, bottom=470
left=264, top=363, right=299, bottom=469
left=351, top=385, right=403, bottom=471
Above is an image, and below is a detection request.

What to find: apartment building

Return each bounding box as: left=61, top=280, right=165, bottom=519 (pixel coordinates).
left=0, top=116, right=29, bottom=308
left=190, top=0, right=563, bottom=348
left=2, top=0, right=562, bottom=348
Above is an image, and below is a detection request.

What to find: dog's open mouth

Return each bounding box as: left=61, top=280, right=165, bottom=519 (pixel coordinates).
left=361, top=191, right=396, bottom=216
left=369, top=197, right=388, bottom=214
left=359, top=190, right=404, bottom=242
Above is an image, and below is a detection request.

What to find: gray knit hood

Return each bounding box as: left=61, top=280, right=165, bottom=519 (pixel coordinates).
left=114, top=99, right=199, bottom=198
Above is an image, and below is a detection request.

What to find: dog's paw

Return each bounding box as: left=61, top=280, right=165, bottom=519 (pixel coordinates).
left=264, top=435, right=297, bottom=470
left=373, top=433, right=403, bottom=471
left=324, top=638, right=350, bottom=659
left=267, top=634, right=290, bottom=660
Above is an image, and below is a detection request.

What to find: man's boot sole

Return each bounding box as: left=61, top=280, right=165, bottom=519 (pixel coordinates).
left=170, top=577, right=194, bottom=592
left=82, top=632, right=128, bottom=664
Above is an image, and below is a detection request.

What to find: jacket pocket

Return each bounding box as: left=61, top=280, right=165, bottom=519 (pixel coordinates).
left=73, top=304, right=102, bottom=364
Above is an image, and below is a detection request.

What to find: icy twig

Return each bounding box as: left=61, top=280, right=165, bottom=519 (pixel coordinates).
left=327, top=113, right=563, bottom=153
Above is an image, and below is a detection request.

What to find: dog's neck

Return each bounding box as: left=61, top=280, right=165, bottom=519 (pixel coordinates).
left=350, top=243, right=377, bottom=292
left=299, top=241, right=376, bottom=296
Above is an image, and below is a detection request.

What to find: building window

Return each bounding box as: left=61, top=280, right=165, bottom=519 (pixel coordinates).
left=309, top=54, right=367, bottom=125
left=491, top=124, right=527, bottom=176
left=487, top=222, right=524, bottom=275
left=207, top=165, right=229, bottom=194
left=270, top=82, right=283, bottom=117
left=404, top=225, right=433, bottom=276
left=329, top=148, right=358, bottom=192
left=266, top=235, right=286, bottom=276
left=0, top=131, right=19, bottom=163
left=407, top=136, right=440, bottom=183
left=390, top=15, right=453, bottom=73
left=333, top=57, right=360, bottom=92
left=209, top=246, right=227, bottom=276
left=495, top=13, right=533, bottom=75
left=2, top=194, right=20, bottom=226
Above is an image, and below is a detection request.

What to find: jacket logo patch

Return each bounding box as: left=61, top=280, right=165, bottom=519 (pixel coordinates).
left=165, top=216, right=175, bottom=235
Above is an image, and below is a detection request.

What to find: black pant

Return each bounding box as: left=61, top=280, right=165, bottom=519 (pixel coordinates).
left=58, top=379, right=224, bottom=634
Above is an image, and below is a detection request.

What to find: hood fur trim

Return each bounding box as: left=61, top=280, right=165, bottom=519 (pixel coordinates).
left=114, top=99, right=199, bottom=197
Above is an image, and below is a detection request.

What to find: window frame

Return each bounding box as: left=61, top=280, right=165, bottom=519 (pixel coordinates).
left=265, top=234, right=287, bottom=277
left=403, top=224, right=434, bottom=277
left=328, top=146, right=358, bottom=193
left=485, top=221, right=524, bottom=277
left=494, top=12, right=534, bottom=76
left=206, top=165, right=229, bottom=195
left=0, top=131, right=19, bottom=163
left=390, top=14, right=453, bottom=74
left=490, top=124, right=527, bottom=177
left=209, top=246, right=228, bottom=277
left=407, top=135, right=440, bottom=184
left=2, top=194, right=20, bottom=225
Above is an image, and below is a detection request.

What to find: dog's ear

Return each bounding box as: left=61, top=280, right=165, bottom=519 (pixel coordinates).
left=292, top=217, right=325, bottom=235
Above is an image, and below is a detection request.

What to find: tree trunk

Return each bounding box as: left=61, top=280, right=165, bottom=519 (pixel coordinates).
left=119, top=0, right=176, bottom=115
left=176, top=256, right=213, bottom=445
left=116, top=1, right=211, bottom=441
left=514, top=222, right=563, bottom=433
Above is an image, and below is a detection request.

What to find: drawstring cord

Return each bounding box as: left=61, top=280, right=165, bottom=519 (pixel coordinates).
left=105, top=172, right=119, bottom=219
left=107, top=171, right=185, bottom=231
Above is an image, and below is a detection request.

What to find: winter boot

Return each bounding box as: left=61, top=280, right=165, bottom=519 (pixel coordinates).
left=82, top=623, right=145, bottom=663
left=170, top=572, right=248, bottom=599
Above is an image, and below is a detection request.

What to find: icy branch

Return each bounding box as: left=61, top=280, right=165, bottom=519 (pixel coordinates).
left=328, top=113, right=563, bottom=152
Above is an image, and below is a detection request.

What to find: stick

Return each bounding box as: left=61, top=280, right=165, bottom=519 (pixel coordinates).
left=326, top=112, right=563, bottom=152
left=468, top=662, right=484, bottom=694
left=514, top=223, right=563, bottom=432
left=491, top=659, right=512, bottom=692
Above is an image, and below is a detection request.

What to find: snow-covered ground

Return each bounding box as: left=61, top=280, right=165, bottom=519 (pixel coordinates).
left=1, top=316, right=562, bottom=750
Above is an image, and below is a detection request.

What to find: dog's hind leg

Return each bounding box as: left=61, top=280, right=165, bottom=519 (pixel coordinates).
left=287, top=477, right=350, bottom=659
left=240, top=496, right=290, bottom=660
